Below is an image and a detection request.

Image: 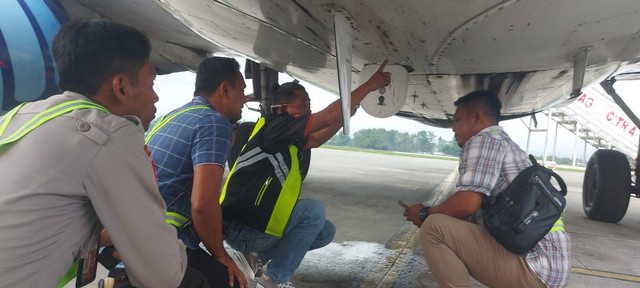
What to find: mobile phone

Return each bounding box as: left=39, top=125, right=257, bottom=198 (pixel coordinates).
left=398, top=200, right=409, bottom=208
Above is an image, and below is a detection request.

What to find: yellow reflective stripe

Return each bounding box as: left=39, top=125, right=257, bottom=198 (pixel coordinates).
left=165, top=211, right=191, bottom=228
left=255, top=177, right=273, bottom=206
left=56, top=260, right=79, bottom=288
left=221, top=117, right=266, bottom=203
left=165, top=219, right=182, bottom=227
left=0, top=100, right=108, bottom=145
left=0, top=103, right=26, bottom=138
left=144, top=105, right=210, bottom=144
left=265, top=144, right=302, bottom=237
left=549, top=217, right=565, bottom=232
left=247, top=117, right=266, bottom=140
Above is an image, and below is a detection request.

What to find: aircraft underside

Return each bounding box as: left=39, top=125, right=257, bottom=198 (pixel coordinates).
left=55, top=0, right=640, bottom=128
left=2, top=0, right=640, bottom=223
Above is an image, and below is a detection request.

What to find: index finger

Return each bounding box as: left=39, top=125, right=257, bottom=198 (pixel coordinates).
left=377, top=59, right=388, bottom=72
left=234, top=265, right=248, bottom=287
left=228, top=268, right=235, bottom=288
left=237, top=274, right=247, bottom=288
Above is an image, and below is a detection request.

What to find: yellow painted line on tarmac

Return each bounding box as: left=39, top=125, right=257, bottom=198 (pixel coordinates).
left=359, top=168, right=458, bottom=288
left=357, top=224, right=419, bottom=288
left=572, top=267, right=640, bottom=283
left=356, top=164, right=640, bottom=287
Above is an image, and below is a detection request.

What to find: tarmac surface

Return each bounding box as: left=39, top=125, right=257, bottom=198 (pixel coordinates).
left=276, top=148, right=640, bottom=288
left=78, top=147, right=640, bottom=287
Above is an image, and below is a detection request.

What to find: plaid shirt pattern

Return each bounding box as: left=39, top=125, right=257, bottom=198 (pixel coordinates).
left=458, top=126, right=571, bottom=288
left=146, top=96, right=232, bottom=248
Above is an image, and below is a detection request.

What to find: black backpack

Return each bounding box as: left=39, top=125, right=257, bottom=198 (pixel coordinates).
left=482, top=155, right=567, bottom=255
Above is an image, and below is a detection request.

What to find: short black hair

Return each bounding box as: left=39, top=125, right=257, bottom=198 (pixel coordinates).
left=272, top=81, right=306, bottom=105
left=194, top=57, right=241, bottom=96
left=52, top=20, right=151, bottom=97
left=454, top=90, right=502, bottom=122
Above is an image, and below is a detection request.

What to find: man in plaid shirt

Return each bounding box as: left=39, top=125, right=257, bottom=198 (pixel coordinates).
left=405, top=90, right=571, bottom=287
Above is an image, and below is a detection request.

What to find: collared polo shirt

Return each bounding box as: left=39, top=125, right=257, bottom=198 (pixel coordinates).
left=146, top=96, right=232, bottom=249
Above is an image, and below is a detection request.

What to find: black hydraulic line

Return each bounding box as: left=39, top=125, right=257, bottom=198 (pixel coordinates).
left=599, top=78, right=640, bottom=129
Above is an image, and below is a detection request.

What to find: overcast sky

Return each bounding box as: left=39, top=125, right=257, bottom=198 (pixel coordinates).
left=153, top=67, right=640, bottom=161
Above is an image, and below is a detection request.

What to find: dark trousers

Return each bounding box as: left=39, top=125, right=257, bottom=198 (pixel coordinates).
left=186, top=248, right=239, bottom=288
left=179, top=267, right=209, bottom=288
left=107, top=266, right=208, bottom=288
left=106, top=248, right=236, bottom=288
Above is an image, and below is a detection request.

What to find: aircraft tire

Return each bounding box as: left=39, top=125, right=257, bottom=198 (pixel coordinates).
left=228, top=121, right=256, bottom=169
left=582, top=149, right=630, bottom=223
left=227, top=121, right=311, bottom=181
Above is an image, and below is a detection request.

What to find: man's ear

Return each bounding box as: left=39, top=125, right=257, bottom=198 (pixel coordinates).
left=473, top=109, right=483, bottom=123
left=112, top=74, right=132, bottom=104
left=218, top=81, right=230, bottom=99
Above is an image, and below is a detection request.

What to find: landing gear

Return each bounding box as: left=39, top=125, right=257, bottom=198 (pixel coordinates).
left=228, top=121, right=256, bottom=169
left=232, top=60, right=313, bottom=181
left=582, top=149, right=631, bottom=223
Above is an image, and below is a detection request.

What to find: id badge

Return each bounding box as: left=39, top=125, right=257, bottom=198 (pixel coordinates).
left=75, top=238, right=99, bottom=287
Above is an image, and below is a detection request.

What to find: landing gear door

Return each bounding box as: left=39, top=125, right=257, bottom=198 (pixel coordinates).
left=359, top=64, right=408, bottom=118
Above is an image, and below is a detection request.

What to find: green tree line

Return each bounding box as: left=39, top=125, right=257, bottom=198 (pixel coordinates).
left=327, top=129, right=589, bottom=165
left=327, top=128, right=461, bottom=156
left=533, top=155, right=587, bottom=166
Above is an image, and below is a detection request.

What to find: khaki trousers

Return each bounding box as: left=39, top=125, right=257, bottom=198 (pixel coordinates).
left=420, top=214, right=546, bottom=288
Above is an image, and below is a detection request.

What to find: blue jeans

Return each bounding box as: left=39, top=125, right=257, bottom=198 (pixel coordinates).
left=224, top=199, right=335, bottom=283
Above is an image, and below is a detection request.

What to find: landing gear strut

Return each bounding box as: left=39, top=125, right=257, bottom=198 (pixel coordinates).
left=227, top=60, right=311, bottom=181
left=582, top=78, right=638, bottom=222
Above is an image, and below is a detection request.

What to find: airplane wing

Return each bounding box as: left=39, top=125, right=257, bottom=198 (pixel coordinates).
left=3, top=0, right=640, bottom=129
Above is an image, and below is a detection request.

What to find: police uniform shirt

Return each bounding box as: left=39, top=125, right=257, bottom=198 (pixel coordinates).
left=0, top=92, right=187, bottom=288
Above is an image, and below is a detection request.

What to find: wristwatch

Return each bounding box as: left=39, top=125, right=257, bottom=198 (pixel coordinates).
left=418, top=206, right=430, bottom=222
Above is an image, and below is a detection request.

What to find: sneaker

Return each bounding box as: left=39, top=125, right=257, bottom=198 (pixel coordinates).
left=255, top=268, right=295, bottom=288
left=276, top=282, right=295, bottom=288
left=256, top=272, right=277, bottom=288
left=235, top=250, right=264, bottom=279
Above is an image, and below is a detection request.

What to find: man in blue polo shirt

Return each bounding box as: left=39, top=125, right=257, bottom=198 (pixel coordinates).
left=146, top=57, right=247, bottom=288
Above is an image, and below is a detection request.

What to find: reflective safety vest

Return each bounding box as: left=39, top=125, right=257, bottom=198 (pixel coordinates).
left=165, top=211, right=192, bottom=228
left=221, top=117, right=302, bottom=237
left=144, top=105, right=209, bottom=144
left=0, top=100, right=109, bottom=288
left=143, top=105, right=210, bottom=228
left=0, top=100, right=108, bottom=146
left=549, top=215, right=565, bottom=233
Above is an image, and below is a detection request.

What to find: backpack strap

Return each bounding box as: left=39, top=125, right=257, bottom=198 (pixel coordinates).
left=529, top=154, right=539, bottom=166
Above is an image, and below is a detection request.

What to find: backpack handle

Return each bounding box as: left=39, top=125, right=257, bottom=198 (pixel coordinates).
left=529, top=154, right=567, bottom=196
left=546, top=169, right=568, bottom=196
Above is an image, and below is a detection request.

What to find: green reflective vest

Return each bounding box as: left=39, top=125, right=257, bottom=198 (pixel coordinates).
left=143, top=105, right=210, bottom=228
left=0, top=100, right=109, bottom=288
left=0, top=100, right=108, bottom=146
left=144, top=105, right=209, bottom=144
left=221, top=117, right=302, bottom=237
